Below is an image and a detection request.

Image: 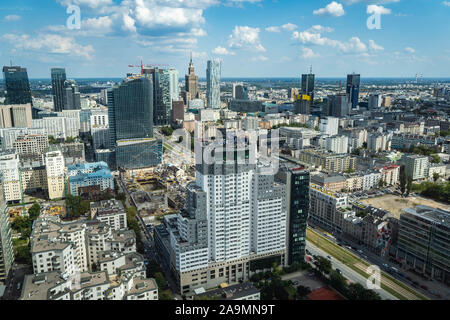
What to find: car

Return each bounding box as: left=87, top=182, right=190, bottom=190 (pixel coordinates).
left=336, top=269, right=342, bottom=275
left=293, top=281, right=299, bottom=285
left=327, top=255, right=332, bottom=259
left=17, top=282, right=21, bottom=290
left=305, top=249, right=311, bottom=255
left=357, top=249, right=364, bottom=254
left=382, top=263, right=389, bottom=268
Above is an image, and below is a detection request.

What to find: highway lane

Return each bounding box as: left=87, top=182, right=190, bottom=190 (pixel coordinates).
left=306, top=241, right=398, bottom=300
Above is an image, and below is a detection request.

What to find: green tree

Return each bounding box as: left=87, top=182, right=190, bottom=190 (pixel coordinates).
left=161, top=126, right=174, bottom=136
left=405, top=177, right=412, bottom=197
left=48, top=135, right=58, bottom=144
left=430, top=154, right=441, bottom=164
left=154, top=272, right=167, bottom=290
left=146, top=260, right=163, bottom=278
left=28, top=202, right=41, bottom=221
left=330, top=270, right=347, bottom=294
left=315, top=256, right=332, bottom=274
left=159, top=290, right=173, bottom=300
left=432, top=172, right=440, bottom=182
left=66, top=194, right=90, bottom=219
left=347, top=283, right=381, bottom=300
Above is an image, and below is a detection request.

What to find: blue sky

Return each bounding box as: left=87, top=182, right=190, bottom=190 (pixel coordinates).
left=0, top=0, right=449, bottom=78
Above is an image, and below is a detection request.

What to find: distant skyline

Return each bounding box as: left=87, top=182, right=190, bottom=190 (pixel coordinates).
left=0, top=0, right=449, bottom=78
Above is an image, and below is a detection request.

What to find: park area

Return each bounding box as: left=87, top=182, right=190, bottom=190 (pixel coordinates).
left=359, top=194, right=450, bottom=219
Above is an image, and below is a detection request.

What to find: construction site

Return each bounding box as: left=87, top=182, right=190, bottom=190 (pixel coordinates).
left=121, top=164, right=193, bottom=222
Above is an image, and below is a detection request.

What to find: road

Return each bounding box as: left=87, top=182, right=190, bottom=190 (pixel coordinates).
left=306, top=241, right=398, bottom=300
left=1, top=264, right=32, bottom=300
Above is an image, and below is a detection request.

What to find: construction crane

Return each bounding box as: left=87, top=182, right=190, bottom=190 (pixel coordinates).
left=128, top=59, right=169, bottom=75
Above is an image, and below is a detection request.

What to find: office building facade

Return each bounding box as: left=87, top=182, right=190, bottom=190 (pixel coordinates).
left=276, top=166, right=310, bottom=266
left=346, top=73, right=360, bottom=109
left=51, top=68, right=67, bottom=112
left=301, top=73, right=315, bottom=102
left=2, top=66, right=32, bottom=105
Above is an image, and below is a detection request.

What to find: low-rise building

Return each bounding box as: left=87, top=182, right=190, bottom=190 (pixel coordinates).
left=68, top=162, right=114, bottom=196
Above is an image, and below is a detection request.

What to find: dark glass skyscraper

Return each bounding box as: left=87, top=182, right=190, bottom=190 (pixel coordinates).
left=346, top=73, right=360, bottom=109
left=301, top=73, right=315, bottom=102
left=107, top=75, right=162, bottom=170
left=276, top=165, right=310, bottom=266
left=2, top=66, right=32, bottom=105
left=143, top=68, right=172, bottom=126
left=63, top=80, right=81, bottom=110
left=108, top=76, right=154, bottom=147
left=51, top=68, right=67, bottom=112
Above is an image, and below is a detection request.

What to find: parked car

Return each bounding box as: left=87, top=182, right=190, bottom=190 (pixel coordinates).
left=336, top=269, right=342, bottom=275
left=327, top=255, right=332, bottom=260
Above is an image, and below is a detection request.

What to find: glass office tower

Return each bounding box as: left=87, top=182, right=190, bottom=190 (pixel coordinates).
left=143, top=68, right=172, bottom=126
left=276, top=165, right=310, bottom=265
left=51, top=68, right=67, bottom=112
left=346, top=73, right=360, bottom=110
left=206, top=59, right=221, bottom=109
left=108, top=76, right=154, bottom=144
left=301, top=73, right=315, bottom=102
left=2, top=66, right=32, bottom=105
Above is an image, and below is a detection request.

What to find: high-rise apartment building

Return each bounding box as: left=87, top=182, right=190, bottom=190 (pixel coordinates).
left=346, top=73, right=360, bottom=109
left=405, top=155, right=429, bottom=181
left=319, top=116, right=339, bottom=136
left=45, top=150, right=65, bottom=200
left=301, top=73, right=315, bottom=102
left=51, top=68, right=67, bottom=112
left=156, top=129, right=286, bottom=295
left=185, top=53, right=199, bottom=101
left=0, top=182, right=14, bottom=284
left=2, top=66, right=32, bottom=105
left=276, top=165, right=310, bottom=266
left=206, top=59, right=221, bottom=109
left=0, top=151, right=21, bottom=203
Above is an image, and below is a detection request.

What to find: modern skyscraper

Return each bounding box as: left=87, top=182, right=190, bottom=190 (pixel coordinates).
left=108, top=76, right=154, bottom=147
left=51, top=68, right=67, bottom=112
left=206, top=59, right=221, bottom=109
left=63, top=80, right=81, bottom=110
left=108, top=75, right=162, bottom=170
left=325, top=94, right=350, bottom=117
left=2, top=66, right=32, bottom=105
left=185, top=52, right=199, bottom=101
left=301, top=73, right=315, bottom=102
left=143, top=68, right=172, bottom=126
left=276, top=165, right=310, bottom=266
left=233, top=83, right=248, bottom=100
left=168, top=68, right=180, bottom=102
left=346, top=73, right=360, bottom=109
left=294, top=94, right=312, bottom=115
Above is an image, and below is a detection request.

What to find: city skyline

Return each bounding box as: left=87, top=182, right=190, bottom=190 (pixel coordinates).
left=0, top=0, right=449, bottom=78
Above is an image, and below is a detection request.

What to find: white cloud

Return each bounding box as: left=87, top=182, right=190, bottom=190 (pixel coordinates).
left=2, top=33, right=94, bottom=60
left=228, top=26, right=265, bottom=52
left=251, top=55, right=268, bottom=61
left=344, top=0, right=399, bottom=4
left=301, top=47, right=319, bottom=59
left=313, top=2, right=345, bottom=17
left=4, top=15, right=21, bottom=21
left=57, top=0, right=114, bottom=9
left=212, top=46, right=235, bottom=55
left=292, top=27, right=367, bottom=54
left=266, top=23, right=297, bottom=33
left=405, top=47, right=415, bottom=53
left=368, top=39, right=384, bottom=51
left=307, top=25, right=334, bottom=33
left=367, top=5, right=392, bottom=15
left=443, top=1, right=450, bottom=6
